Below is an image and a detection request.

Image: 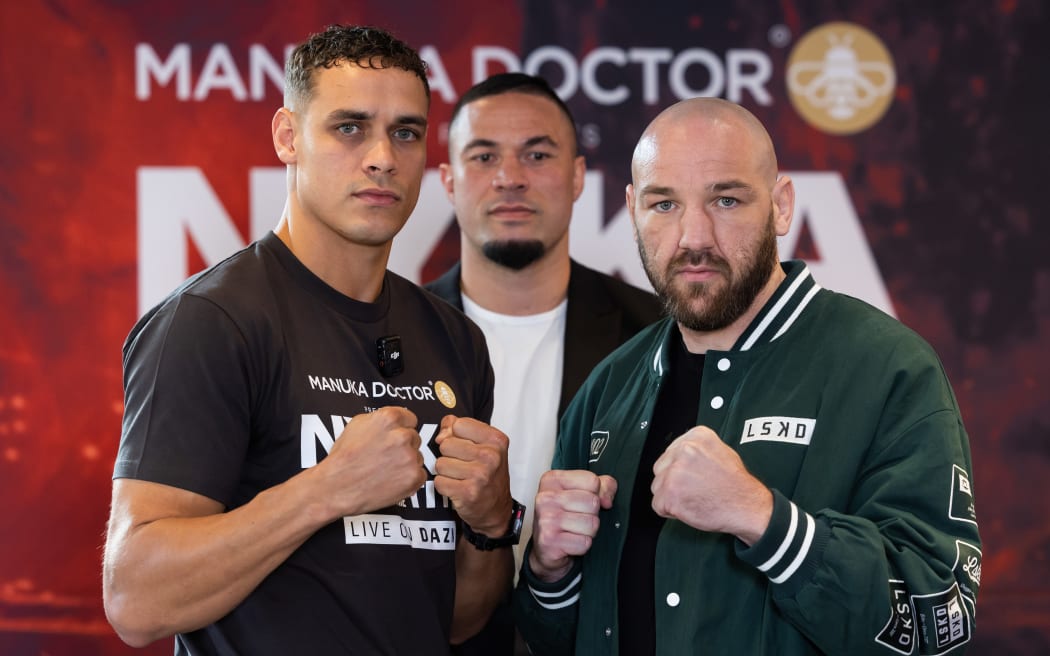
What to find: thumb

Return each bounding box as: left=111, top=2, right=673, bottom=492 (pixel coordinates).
left=597, top=475, right=618, bottom=509
left=435, top=414, right=456, bottom=445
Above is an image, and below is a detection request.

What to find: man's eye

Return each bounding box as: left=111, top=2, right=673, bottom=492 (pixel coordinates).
left=337, top=123, right=360, bottom=135
left=394, top=127, right=420, bottom=141
left=472, top=153, right=494, bottom=163
left=717, top=197, right=738, bottom=208
left=654, top=200, right=675, bottom=212
left=525, top=151, right=550, bottom=161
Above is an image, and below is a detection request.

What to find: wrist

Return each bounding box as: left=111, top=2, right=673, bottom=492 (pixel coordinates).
left=466, top=500, right=513, bottom=537
left=527, top=550, right=575, bottom=584
left=734, top=486, right=774, bottom=547
left=461, top=499, right=525, bottom=551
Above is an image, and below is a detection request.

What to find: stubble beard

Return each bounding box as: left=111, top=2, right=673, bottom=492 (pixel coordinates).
left=639, top=210, right=779, bottom=332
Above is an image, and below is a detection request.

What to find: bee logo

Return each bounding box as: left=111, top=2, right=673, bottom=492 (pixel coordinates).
left=434, top=381, right=456, bottom=409
left=787, top=22, right=896, bottom=135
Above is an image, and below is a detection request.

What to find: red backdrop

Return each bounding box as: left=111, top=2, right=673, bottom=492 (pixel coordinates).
left=1, top=1, right=1047, bottom=653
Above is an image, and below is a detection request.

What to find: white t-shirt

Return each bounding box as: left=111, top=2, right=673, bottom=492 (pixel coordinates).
left=461, top=293, right=567, bottom=576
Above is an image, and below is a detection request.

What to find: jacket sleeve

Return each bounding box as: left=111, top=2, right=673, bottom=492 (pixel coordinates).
left=737, top=354, right=981, bottom=655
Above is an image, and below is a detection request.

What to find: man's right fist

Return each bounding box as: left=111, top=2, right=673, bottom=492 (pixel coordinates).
left=529, top=469, right=617, bottom=582
left=321, top=406, right=426, bottom=517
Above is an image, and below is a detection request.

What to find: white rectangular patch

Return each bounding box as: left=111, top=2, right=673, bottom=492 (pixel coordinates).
left=740, top=416, right=816, bottom=445
left=343, top=513, right=456, bottom=551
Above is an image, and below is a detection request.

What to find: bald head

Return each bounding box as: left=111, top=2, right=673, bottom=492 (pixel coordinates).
left=632, top=98, right=779, bottom=188
left=626, top=97, right=795, bottom=344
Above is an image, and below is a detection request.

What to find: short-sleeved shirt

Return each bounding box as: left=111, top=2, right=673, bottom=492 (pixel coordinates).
left=116, top=232, right=494, bottom=655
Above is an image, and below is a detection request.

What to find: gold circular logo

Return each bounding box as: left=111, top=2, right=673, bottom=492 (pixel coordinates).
left=786, top=22, right=896, bottom=135
left=434, top=381, right=456, bottom=409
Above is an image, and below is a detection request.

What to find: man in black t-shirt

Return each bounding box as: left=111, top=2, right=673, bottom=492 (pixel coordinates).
left=103, top=25, right=518, bottom=655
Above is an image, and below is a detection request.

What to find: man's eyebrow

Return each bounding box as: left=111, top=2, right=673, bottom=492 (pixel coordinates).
left=638, top=181, right=756, bottom=197
left=638, top=185, right=675, bottom=197
left=461, top=134, right=558, bottom=152
left=462, top=138, right=498, bottom=151
left=327, top=109, right=373, bottom=122
left=710, top=180, right=755, bottom=193
left=523, top=135, right=558, bottom=149
left=325, top=109, right=427, bottom=128
left=396, top=114, right=428, bottom=128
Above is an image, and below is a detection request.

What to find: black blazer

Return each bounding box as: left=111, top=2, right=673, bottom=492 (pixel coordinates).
left=424, top=259, right=664, bottom=417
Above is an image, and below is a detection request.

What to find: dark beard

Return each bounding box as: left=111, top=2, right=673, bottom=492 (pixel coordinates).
left=639, top=211, right=779, bottom=332
left=481, top=240, right=546, bottom=271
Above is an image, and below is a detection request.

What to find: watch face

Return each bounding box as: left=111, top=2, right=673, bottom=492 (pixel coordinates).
left=509, top=500, right=526, bottom=539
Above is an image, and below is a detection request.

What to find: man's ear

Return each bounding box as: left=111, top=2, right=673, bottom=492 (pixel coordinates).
left=571, top=155, right=586, bottom=202
left=771, top=175, right=795, bottom=237
left=272, top=107, right=297, bottom=164
left=439, top=162, right=455, bottom=204
left=625, top=183, right=639, bottom=240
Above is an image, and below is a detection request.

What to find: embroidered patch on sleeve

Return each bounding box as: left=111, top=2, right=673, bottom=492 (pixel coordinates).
left=948, top=465, right=977, bottom=525
left=912, top=583, right=972, bottom=654
left=952, top=540, right=981, bottom=619
left=875, top=579, right=916, bottom=654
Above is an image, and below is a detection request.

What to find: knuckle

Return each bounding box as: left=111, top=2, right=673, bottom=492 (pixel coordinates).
left=477, top=445, right=500, bottom=470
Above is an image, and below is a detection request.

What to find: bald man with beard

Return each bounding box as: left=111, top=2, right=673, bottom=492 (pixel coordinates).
left=514, top=98, right=981, bottom=656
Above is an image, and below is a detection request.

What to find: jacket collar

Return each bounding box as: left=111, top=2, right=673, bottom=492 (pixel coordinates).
left=650, top=260, right=820, bottom=377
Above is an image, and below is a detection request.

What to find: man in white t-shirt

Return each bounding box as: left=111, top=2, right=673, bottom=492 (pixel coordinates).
left=426, top=73, right=663, bottom=655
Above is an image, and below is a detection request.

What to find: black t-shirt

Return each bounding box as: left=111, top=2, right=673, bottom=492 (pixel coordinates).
left=116, top=232, right=494, bottom=655
left=617, top=327, right=704, bottom=656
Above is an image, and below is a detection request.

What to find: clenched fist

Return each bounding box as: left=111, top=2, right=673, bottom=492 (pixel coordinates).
left=651, top=425, right=772, bottom=545
left=529, top=469, right=617, bottom=582
left=317, top=406, right=426, bottom=518
left=434, top=415, right=512, bottom=536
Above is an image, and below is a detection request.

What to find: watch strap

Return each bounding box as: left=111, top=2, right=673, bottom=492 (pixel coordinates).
left=462, top=499, right=526, bottom=550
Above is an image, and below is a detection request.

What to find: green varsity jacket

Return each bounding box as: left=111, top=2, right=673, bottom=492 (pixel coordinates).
left=514, top=261, right=980, bottom=655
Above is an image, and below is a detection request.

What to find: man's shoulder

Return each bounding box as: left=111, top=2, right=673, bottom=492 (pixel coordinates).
left=422, top=263, right=462, bottom=308
left=568, top=260, right=663, bottom=321
left=392, top=271, right=486, bottom=344
left=575, top=318, right=670, bottom=391
left=565, top=318, right=671, bottom=416
left=131, top=240, right=274, bottom=329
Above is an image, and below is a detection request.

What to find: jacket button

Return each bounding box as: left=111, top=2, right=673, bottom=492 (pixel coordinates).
left=711, top=396, right=724, bottom=409
left=605, top=627, right=612, bottom=637
left=640, top=420, right=648, bottom=429
left=666, top=592, right=680, bottom=607
left=718, top=357, right=731, bottom=371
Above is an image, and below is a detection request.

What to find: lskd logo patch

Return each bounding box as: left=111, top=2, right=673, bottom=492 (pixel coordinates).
left=912, top=584, right=971, bottom=653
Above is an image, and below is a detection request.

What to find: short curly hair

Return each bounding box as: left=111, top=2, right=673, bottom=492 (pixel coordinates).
left=284, top=24, right=430, bottom=110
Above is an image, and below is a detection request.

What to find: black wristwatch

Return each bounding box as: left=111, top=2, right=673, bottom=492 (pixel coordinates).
left=461, top=499, right=526, bottom=551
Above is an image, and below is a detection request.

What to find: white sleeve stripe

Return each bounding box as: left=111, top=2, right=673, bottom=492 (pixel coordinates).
left=769, top=513, right=816, bottom=584
left=532, top=591, right=581, bottom=610
left=527, top=572, right=582, bottom=598
left=757, top=502, right=799, bottom=572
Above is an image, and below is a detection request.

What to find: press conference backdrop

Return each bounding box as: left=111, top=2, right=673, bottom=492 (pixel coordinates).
left=2, top=1, right=1046, bottom=653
